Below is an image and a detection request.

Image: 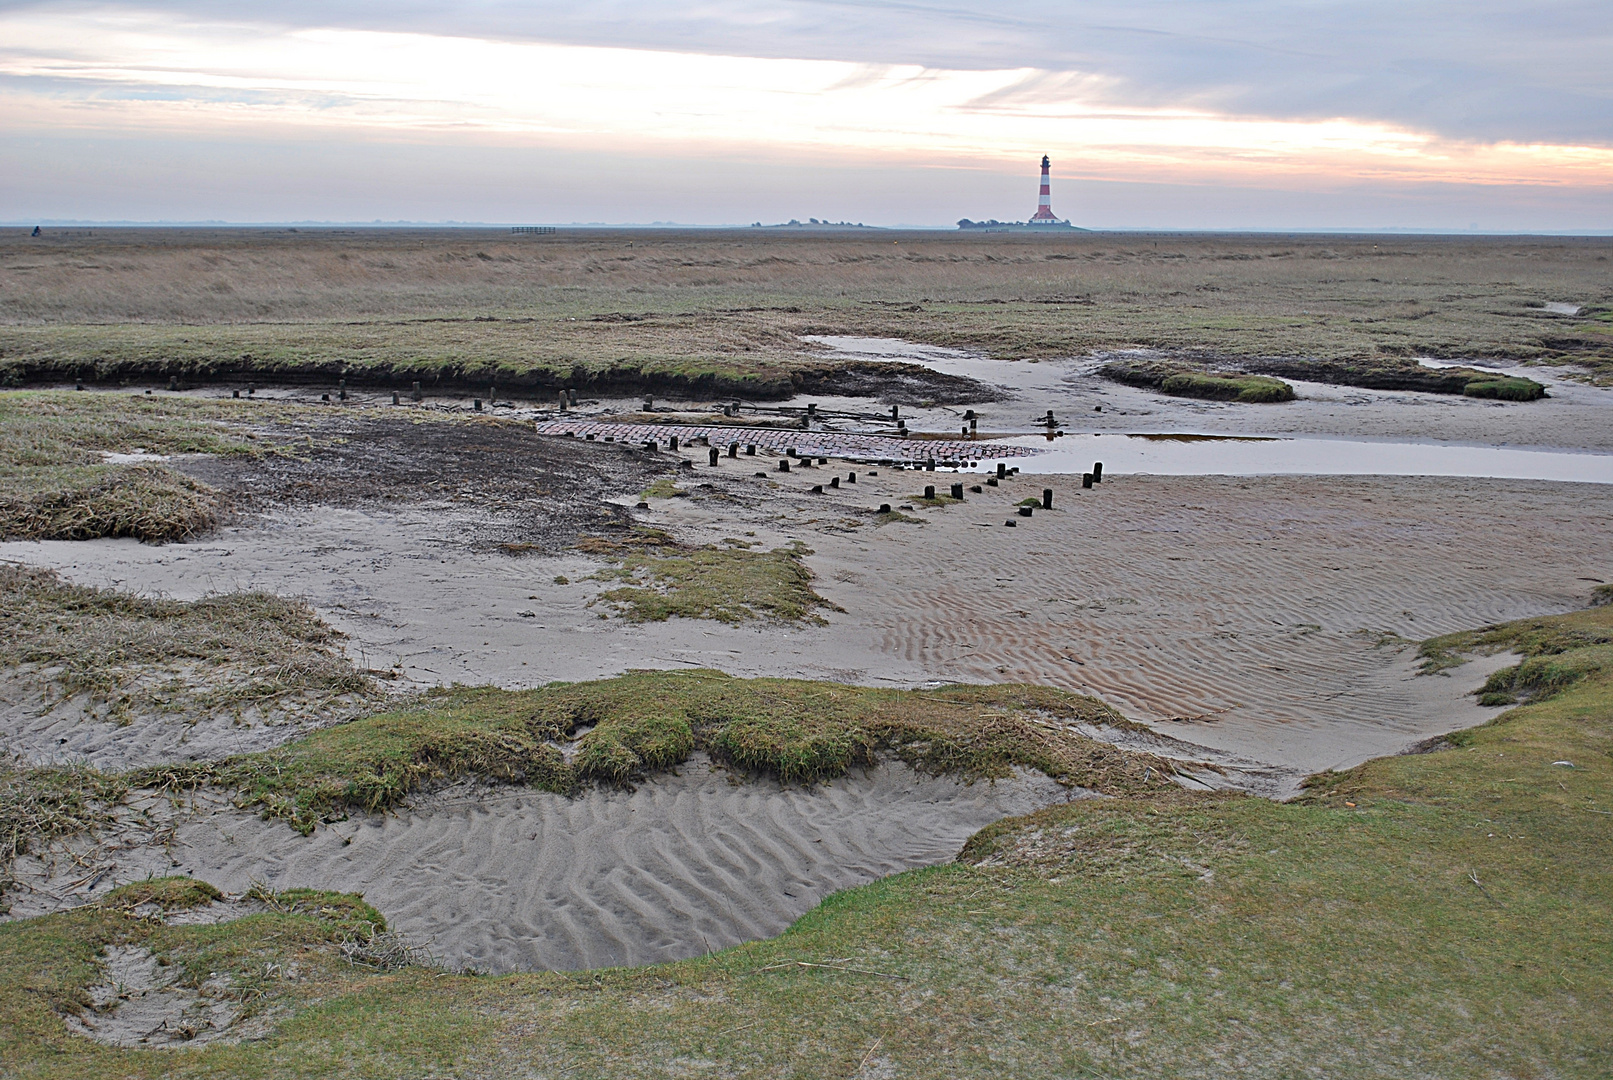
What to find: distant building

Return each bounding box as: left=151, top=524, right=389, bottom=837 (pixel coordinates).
left=958, top=155, right=1076, bottom=231
left=1028, top=156, right=1067, bottom=225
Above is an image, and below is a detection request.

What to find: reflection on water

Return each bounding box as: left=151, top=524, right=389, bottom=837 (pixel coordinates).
left=1008, top=433, right=1613, bottom=484
left=1129, top=433, right=1279, bottom=443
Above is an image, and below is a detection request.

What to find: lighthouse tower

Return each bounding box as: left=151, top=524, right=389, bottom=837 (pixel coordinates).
left=1029, top=154, right=1062, bottom=224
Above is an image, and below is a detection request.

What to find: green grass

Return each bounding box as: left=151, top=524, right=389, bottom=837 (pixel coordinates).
left=130, top=672, right=1169, bottom=832
left=638, top=477, right=685, bottom=500
left=585, top=533, right=834, bottom=624
left=1463, top=375, right=1549, bottom=401
left=1099, top=360, right=1296, bottom=403
left=101, top=877, right=222, bottom=912
left=1160, top=371, right=1297, bottom=403
left=2, top=607, right=1609, bottom=1076
left=1244, top=357, right=1549, bottom=398
left=1418, top=601, right=1613, bottom=705
left=0, top=565, right=377, bottom=729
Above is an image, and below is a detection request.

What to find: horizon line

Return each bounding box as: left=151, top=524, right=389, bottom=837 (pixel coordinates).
left=9, top=221, right=1613, bottom=238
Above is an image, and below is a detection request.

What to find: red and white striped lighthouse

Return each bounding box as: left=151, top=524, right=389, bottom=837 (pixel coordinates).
left=1029, top=154, right=1060, bottom=224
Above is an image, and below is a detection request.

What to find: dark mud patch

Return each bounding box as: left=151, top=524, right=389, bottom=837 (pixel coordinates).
left=796, top=361, right=1005, bottom=406
left=177, top=416, right=670, bottom=552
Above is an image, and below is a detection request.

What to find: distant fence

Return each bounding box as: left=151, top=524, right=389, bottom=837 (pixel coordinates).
left=510, top=226, right=557, bottom=235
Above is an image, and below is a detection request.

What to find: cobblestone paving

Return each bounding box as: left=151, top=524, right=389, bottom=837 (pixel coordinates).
left=530, top=420, right=1042, bottom=464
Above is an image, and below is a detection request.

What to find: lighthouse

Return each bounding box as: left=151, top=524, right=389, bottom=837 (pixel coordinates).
left=1029, top=154, right=1063, bottom=224
left=955, top=154, right=1078, bottom=230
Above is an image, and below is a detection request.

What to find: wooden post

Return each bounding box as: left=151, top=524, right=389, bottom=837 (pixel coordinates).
left=1093, top=462, right=1103, bottom=482
left=951, top=483, right=964, bottom=500
left=1042, top=489, right=1053, bottom=509
left=709, top=447, right=719, bottom=466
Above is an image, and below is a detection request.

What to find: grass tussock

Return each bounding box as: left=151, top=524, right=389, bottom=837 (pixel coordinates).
left=1462, top=375, right=1548, bottom=401
left=585, top=532, right=833, bottom=624
left=1244, top=356, right=1549, bottom=398
left=1099, top=361, right=1295, bottom=403
left=1160, top=371, right=1296, bottom=403
left=135, top=672, right=1175, bottom=833
left=638, top=477, right=685, bottom=500
left=0, top=463, right=221, bottom=542
left=135, top=686, right=576, bottom=834
left=100, top=876, right=222, bottom=912
left=0, top=565, right=376, bottom=726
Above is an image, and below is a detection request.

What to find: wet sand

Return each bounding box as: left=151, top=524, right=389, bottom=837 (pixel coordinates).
left=6, top=473, right=1603, bottom=779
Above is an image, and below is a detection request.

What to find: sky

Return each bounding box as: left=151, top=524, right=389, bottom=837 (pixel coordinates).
left=1, top=2, right=1610, bottom=230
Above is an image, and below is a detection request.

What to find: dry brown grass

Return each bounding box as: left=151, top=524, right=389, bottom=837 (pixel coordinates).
left=2, top=230, right=1609, bottom=390
left=0, top=390, right=280, bottom=542
left=0, top=464, right=221, bottom=542
left=0, top=565, right=377, bottom=727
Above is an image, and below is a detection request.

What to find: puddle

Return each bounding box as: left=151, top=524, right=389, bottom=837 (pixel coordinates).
left=805, top=335, right=1076, bottom=392
left=100, top=451, right=170, bottom=464
left=1006, top=433, right=1613, bottom=484
left=1543, top=303, right=1583, bottom=316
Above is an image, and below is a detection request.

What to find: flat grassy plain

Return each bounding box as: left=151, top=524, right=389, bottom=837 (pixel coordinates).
left=2, top=607, right=1608, bottom=1078
left=2, top=229, right=1609, bottom=394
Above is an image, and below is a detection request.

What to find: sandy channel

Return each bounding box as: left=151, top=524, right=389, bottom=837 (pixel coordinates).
left=803, top=336, right=1613, bottom=454
left=8, top=758, right=1080, bottom=973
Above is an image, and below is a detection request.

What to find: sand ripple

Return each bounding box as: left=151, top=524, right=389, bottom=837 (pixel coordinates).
left=128, top=758, right=1081, bottom=973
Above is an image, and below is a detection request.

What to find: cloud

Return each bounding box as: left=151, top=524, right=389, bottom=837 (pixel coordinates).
left=0, top=3, right=1607, bottom=227
left=5, top=0, right=1606, bottom=144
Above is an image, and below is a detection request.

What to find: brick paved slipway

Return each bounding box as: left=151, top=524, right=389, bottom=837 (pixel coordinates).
left=530, top=420, right=1043, bottom=464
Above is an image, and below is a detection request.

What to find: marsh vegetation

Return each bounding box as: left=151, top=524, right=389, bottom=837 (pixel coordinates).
left=3, top=230, right=1608, bottom=396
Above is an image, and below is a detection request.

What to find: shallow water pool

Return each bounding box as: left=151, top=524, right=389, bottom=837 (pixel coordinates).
left=1007, top=432, right=1613, bottom=484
